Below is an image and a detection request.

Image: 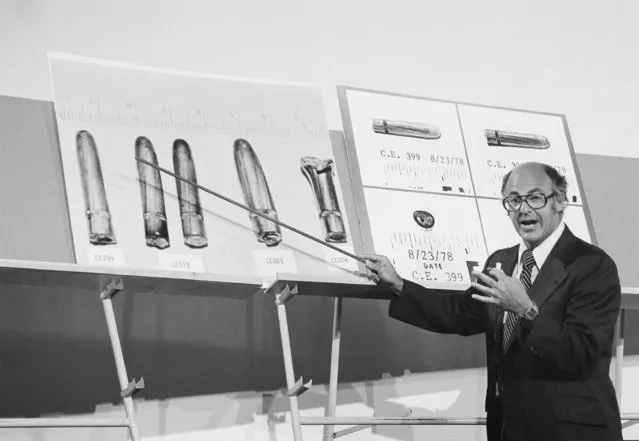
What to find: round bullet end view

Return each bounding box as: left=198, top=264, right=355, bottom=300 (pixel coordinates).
left=413, top=210, right=435, bottom=230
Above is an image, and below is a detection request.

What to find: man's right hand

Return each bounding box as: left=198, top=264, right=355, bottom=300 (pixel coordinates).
left=362, top=254, right=404, bottom=296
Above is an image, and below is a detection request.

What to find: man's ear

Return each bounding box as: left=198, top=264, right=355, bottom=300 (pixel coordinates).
left=554, top=193, right=568, bottom=213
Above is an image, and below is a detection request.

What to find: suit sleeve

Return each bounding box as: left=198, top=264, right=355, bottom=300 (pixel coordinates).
left=387, top=253, right=499, bottom=336
left=388, top=280, right=486, bottom=336
left=520, top=253, right=621, bottom=377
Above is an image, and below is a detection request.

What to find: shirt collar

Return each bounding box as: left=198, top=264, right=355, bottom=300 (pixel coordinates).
left=517, top=221, right=565, bottom=269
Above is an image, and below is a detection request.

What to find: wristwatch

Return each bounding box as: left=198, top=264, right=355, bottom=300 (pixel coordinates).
left=522, top=302, right=539, bottom=321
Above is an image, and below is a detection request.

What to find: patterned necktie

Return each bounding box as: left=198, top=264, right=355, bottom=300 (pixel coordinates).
left=502, top=249, right=536, bottom=352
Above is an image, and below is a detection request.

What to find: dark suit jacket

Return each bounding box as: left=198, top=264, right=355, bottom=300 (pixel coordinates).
left=389, top=227, right=622, bottom=441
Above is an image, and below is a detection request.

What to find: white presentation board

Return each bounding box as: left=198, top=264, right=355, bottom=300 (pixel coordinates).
left=49, top=54, right=359, bottom=280
left=338, top=87, right=594, bottom=291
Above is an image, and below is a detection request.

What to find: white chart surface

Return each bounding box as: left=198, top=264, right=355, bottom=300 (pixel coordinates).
left=365, top=188, right=487, bottom=289
left=50, top=54, right=359, bottom=279
left=344, top=91, right=473, bottom=195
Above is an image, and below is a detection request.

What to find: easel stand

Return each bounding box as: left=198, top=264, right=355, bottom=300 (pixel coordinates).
left=265, top=278, right=486, bottom=441
left=0, top=258, right=265, bottom=439
left=266, top=278, right=639, bottom=441
left=0, top=277, right=143, bottom=440
left=100, top=278, right=144, bottom=440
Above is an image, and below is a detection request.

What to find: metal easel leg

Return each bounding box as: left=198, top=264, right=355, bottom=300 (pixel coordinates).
left=100, top=279, right=142, bottom=441
left=275, top=287, right=304, bottom=441
left=323, top=297, right=342, bottom=441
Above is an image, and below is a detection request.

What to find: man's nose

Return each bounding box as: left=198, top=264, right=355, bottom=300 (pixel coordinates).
left=519, top=201, right=534, bottom=214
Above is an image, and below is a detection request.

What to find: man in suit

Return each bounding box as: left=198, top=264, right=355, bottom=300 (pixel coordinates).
left=364, top=162, right=622, bottom=441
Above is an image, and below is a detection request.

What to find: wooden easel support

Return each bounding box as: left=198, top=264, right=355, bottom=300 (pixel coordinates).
left=275, top=283, right=298, bottom=305
left=288, top=377, right=313, bottom=397
left=0, top=418, right=130, bottom=428
left=100, top=278, right=142, bottom=441
left=333, top=424, right=374, bottom=438
left=121, top=378, right=145, bottom=398
left=273, top=283, right=305, bottom=441
left=323, top=297, right=342, bottom=441
left=0, top=277, right=143, bottom=438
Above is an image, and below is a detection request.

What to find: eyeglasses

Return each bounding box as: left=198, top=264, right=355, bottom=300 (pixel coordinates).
left=502, top=192, right=556, bottom=212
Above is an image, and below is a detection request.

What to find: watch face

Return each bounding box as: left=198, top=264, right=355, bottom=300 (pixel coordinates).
left=525, top=304, right=539, bottom=320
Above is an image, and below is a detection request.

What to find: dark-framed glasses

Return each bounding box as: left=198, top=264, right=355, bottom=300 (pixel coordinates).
left=502, top=192, right=556, bottom=212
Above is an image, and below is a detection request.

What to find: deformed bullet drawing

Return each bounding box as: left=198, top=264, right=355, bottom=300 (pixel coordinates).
left=372, top=119, right=441, bottom=140
left=301, top=157, right=347, bottom=243
left=135, top=136, right=170, bottom=249
left=413, top=210, right=435, bottom=230
left=173, top=139, right=208, bottom=248
left=484, top=129, right=550, bottom=149
left=234, top=138, right=282, bottom=247
left=76, top=130, right=117, bottom=245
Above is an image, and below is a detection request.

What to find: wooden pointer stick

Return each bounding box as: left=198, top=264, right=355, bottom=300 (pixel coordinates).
left=135, top=157, right=367, bottom=264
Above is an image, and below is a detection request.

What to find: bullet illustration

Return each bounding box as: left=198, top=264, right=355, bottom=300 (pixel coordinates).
left=173, top=139, right=208, bottom=248
left=76, top=130, right=117, bottom=245
left=234, top=138, right=282, bottom=247
left=413, top=210, right=435, bottom=230
left=372, top=119, right=441, bottom=140
left=135, top=136, right=170, bottom=249
left=484, top=129, right=550, bottom=149
left=301, top=157, right=347, bottom=243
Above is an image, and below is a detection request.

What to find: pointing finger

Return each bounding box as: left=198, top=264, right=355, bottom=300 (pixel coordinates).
left=471, top=294, right=498, bottom=305
left=471, top=282, right=493, bottom=296
left=487, top=268, right=506, bottom=280
left=472, top=271, right=496, bottom=287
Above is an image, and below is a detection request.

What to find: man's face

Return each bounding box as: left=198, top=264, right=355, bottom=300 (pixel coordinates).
left=503, top=164, right=566, bottom=249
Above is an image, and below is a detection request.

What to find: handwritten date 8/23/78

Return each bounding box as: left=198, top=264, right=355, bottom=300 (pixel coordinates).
left=407, top=249, right=454, bottom=261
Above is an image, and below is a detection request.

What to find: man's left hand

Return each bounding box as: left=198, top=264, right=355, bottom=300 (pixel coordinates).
left=471, top=268, right=533, bottom=316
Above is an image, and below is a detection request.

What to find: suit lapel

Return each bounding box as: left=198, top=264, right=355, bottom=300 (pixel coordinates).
left=527, top=256, right=569, bottom=306
left=508, top=227, right=575, bottom=349
left=527, top=227, right=574, bottom=306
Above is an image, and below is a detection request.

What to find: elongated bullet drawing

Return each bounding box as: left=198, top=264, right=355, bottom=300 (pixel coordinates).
left=301, top=157, right=347, bottom=243
left=135, top=136, right=170, bottom=249
left=484, top=129, right=550, bottom=149
left=372, top=119, right=441, bottom=140
left=173, top=139, right=208, bottom=248
left=234, top=138, right=282, bottom=247
left=76, top=130, right=117, bottom=245
left=413, top=210, right=435, bottom=230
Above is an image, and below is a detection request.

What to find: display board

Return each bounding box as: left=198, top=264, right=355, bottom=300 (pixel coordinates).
left=48, top=53, right=359, bottom=279
left=338, top=87, right=594, bottom=290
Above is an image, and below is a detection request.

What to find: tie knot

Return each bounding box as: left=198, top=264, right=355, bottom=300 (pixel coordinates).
left=521, top=249, right=536, bottom=270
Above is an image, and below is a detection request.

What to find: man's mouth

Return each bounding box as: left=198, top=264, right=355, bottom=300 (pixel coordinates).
left=519, top=219, right=538, bottom=227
